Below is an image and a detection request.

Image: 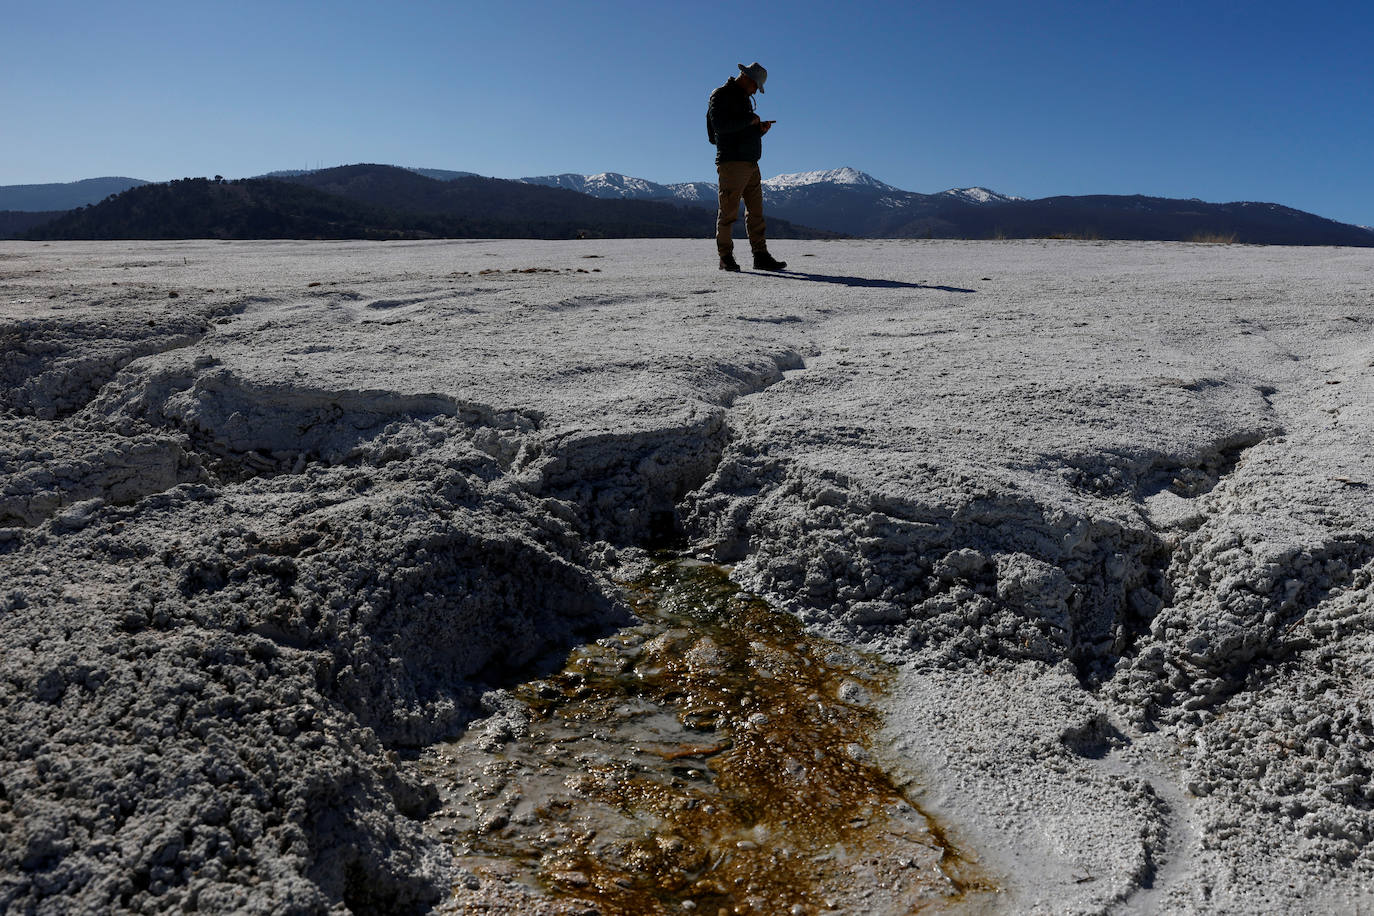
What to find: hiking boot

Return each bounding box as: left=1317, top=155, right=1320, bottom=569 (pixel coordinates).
left=719, top=254, right=741, bottom=272
left=752, top=251, right=787, bottom=271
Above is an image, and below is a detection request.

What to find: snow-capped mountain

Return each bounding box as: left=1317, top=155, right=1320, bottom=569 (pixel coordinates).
left=761, top=167, right=902, bottom=194
left=519, top=172, right=716, bottom=205
left=516, top=166, right=1033, bottom=237
left=524, top=172, right=658, bottom=196
left=748, top=169, right=1027, bottom=236
left=521, top=166, right=1020, bottom=210
left=519, top=167, right=1028, bottom=214
left=941, top=187, right=1023, bottom=205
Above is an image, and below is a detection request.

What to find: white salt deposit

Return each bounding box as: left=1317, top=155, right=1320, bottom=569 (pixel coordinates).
left=1, top=238, right=1372, bottom=914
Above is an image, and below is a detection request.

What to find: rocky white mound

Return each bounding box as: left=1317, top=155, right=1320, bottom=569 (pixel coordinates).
left=1, top=238, right=1371, bottom=914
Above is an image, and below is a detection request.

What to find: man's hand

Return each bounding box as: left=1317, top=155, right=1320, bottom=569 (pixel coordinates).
left=761, top=120, right=776, bottom=135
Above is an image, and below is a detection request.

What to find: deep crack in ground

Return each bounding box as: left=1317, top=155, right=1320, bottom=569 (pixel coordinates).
left=416, top=556, right=996, bottom=915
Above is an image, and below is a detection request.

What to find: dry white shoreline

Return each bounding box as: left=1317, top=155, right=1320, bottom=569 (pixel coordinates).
left=2, top=238, right=1371, bottom=914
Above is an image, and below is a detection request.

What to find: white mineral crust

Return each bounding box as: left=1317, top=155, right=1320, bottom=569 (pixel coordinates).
left=1, top=238, right=1372, bottom=913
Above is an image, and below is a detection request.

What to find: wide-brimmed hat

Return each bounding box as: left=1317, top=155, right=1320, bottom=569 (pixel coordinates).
left=737, top=62, right=767, bottom=92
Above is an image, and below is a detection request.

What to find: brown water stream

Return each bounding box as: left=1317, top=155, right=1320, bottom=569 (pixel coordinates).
left=418, top=556, right=997, bottom=914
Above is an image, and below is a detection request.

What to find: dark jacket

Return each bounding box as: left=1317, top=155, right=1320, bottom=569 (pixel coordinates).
left=707, top=77, right=762, bottom=165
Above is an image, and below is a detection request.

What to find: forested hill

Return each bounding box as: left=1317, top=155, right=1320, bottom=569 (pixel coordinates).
left=26, top=179, right=411, bottom=240
left=0, top=211, right=64, bottom=238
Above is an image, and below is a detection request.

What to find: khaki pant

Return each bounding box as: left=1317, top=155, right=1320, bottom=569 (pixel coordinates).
left=716, top=161, right=767, bottom=257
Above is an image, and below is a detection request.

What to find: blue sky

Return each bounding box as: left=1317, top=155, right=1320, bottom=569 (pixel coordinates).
left=3, top=0, right=1372, bottom=225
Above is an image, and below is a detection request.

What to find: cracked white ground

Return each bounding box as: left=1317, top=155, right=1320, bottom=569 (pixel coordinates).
left=1, top=238, right=1372, bottom=914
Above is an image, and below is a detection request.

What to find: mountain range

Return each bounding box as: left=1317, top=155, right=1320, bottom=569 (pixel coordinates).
left=0, top=176, right=149, bottom=211
left=521, top=167, right=1372, bottom=245
left=4, top=165, right=1372, bottom=247
left=18, top=166, right=835, bottom=243
left=519, top=166, right=1020, bottom=211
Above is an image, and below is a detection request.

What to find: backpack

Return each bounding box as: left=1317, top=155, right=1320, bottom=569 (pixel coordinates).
left=706, top=84, right=725, bottom=145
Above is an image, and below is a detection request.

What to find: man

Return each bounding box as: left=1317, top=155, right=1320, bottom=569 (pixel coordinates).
left=707, top=62, right=787, bottom=272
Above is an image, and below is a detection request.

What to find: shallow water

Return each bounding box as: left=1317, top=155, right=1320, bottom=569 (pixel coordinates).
left=418, top=556, right=996, bottom=914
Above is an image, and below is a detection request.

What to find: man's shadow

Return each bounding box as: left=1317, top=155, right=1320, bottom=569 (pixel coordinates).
left=760, top=270, right=976, bottom=293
